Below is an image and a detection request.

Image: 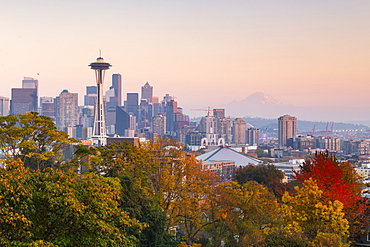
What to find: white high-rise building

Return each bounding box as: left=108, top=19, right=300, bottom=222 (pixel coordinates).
left=55, top=90, right=79, bottom=131
left=152, top=115, right=166, bottom=136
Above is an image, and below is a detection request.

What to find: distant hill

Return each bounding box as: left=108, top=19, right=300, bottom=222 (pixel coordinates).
left=190, top=115, right=369, bottom=133
left=243, top=117, right=369, bottom=134
left=221, top=92, right=370, bottom=122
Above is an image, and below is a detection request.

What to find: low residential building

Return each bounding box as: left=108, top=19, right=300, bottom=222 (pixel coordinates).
left=201, top=160, right=235, bottom=181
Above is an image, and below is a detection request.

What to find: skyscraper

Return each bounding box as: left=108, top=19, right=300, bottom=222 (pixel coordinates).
left=89, top=56, right=111, bottom=145
left=22, top=77, right=38, bottom=91
left=141, top=82, right=153, bottom=103
left=10, top=77, right=38, bottom=115
left=55, top=90, right=78, bottom=131
left=106, top=75, right=121, bottom=127
left=218, top=117, right=233, bottom=144
left=278, top=115, right=297, bottom=148
left=10, top=89, right=37, bottom=115
left=165, top=100, right=177, bottom=135
left=111, top=74, right=122, bottom=106
left=0, top=96, right=9, bottom=116
left=126, top=93, right=139, bottom=118
left=213, top=109, right=225, bottom=119
left=199, top=113, right=219, bottom=145
left=233, top=118, right=246, bottom=144
left=115, top=106, right=136, bottom=137
left=152, top=114, right=166, bottom=136
left=246, top=127, right=260, bottom=146
left=39, top=97, right=55, bottom=121
left=84, top=86, right=97, bottom=106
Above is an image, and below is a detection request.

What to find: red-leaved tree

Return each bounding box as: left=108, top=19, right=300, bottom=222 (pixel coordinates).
left=293, top=152, right=367, bottom=239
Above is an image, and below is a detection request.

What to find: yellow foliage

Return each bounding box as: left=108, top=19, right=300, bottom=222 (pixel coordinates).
left=282, top=179, right=349, bottom=240
left=178, top=242, right=201, bottom=247
left=309, top=232, right=350, bottom=247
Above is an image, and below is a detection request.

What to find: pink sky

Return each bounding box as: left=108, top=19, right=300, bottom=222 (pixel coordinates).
left=1, top=1, right=370, bottom=121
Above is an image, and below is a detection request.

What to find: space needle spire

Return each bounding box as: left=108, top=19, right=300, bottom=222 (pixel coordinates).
left=89, top=55, right=111, bottom=145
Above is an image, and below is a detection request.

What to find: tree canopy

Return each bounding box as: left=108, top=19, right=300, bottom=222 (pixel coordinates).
left=233, top=164, right=287, bottom=198
left=293, top=151, right=366, bottom=239
left=0, top=113, right=77, bottom=170
left=0, top=159, right=143, bottom=246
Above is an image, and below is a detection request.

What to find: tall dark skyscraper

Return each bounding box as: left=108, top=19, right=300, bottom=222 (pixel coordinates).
left=10, top=88, right=37, bottom=115
left=10, top=77, right=38, bottom=115
left=111, top=74, right=122, bottom=106
left=141, top=82, right=153, bottom=103
left=115, top=106, right=136, bottom=137
left=166, top=100, right=177, bottom=135
left=115, top=106, right=130, bottom=137
left=126, top=93, right=139, bottom=119
left=106, top=74, right=122, bottom=127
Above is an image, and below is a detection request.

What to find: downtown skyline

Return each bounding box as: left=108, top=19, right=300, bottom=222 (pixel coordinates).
left=2, top=1, right=370, bottom=122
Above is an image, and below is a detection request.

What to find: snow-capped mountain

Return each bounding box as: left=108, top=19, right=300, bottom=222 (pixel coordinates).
left=223, top=92, right=289, bottom=118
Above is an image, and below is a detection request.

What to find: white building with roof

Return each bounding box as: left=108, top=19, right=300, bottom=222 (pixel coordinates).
left=196, top=146, right=261, bottom=167
left=270, top=159, right=304, bottom=181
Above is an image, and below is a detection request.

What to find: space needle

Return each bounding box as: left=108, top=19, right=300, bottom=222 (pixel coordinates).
left=89, top=55, right=111, bottom=145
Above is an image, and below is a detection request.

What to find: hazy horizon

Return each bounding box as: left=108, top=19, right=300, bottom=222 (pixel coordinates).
left=2, top=1, right=370, bottom=122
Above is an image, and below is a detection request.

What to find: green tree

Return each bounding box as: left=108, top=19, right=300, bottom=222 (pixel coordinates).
left=0, top=113, right=77, bottom=170
left=255, top=148, right=269, bottom=157
left=0, top=159, right=143, bottom=246
left=234, top=164, right=288, bottom=198
left=73, top=141, right=178, bottom=246
left=207, top=181, right=279, bottom=247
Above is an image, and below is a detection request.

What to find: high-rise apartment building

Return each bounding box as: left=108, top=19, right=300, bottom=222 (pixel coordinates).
left=246, top=127, right=260, bottom=146
left=278, top=115, right=297, bottom=148
left=152, top=115, right=166, bottom=136
left=0, top=96, right=10, bottom=116
left=55, top=90, right=79, bottom=131
left=141, top=82, right=153, bottom=103
left=233, top=118, right=247, bottom=144
left=80, top=105, right=94, bottom=127
left=199, top=114, right=219, bottom=145
left=218, top=117, right=233, bottom=144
